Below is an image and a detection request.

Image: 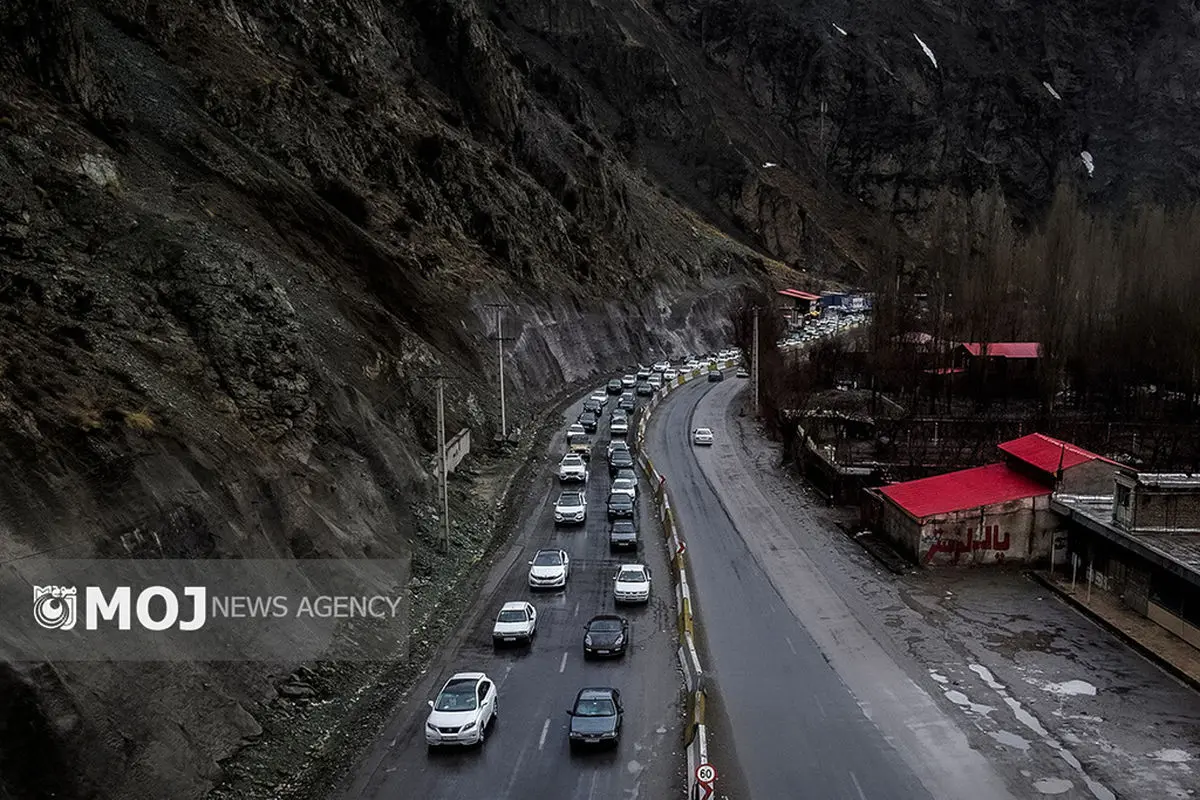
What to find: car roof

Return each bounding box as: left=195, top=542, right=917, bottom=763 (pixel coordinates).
left=534, top=547, right=563, bottom=555
left=500, top=601, right=528, bottom=612
left=610, top=518, right=636, bottom=528
left=618, top=563, right=647, bottom=571
left=576, top=687, right=617, bottom=700
left=559, top=491, right=583, bottom=499
left=695, top=427, right=712, bottom=432
left=608, top=491, right=632, bottom=500
left=446, top=671, right=485, bottom=682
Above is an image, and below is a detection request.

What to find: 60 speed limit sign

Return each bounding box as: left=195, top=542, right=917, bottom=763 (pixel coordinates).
left=696, top=763, right=717, bottom=784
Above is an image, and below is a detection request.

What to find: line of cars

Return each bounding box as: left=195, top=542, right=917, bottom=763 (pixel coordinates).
left=778, top=311, right=867, bottom=348
left=424, top=379, right=653, bottom=752
left=424, top=350, right=739, bottom=753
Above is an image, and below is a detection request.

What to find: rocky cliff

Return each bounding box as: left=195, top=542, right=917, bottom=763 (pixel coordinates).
left=1, top=0, right=1197, bottom=797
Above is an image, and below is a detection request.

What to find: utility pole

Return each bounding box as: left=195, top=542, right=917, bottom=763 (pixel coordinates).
left=436, top=376, right=450, bottom=554
left=752, top=305, right=761, bottom=417
left=485, top=303, right=514, bottom=441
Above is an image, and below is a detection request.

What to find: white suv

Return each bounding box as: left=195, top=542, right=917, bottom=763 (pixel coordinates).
left=558, top=454, right=588, bottom=483
left=425, top=672, right=497, bottom=748
left=554, top=491, right=587, bottom=524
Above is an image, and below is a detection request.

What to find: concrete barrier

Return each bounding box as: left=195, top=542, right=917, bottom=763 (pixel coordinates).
left=634, top=359, right=734, bottom=797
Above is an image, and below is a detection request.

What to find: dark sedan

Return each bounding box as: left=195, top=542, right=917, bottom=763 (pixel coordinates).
left=617, top=393, right=636, bottom=412
left=608, top=449, right=634, bottom=476
left=606, top=492, right=635, bottom=519
left=606, top=378, right=623, bottom=394
left=583, top=614, right=629, bottom=658
left=567, top=687, right=623, bottom=748
left=707, top=370, right=724, bottom=382
left=578, top=411, right=599, bottom=433
left=608, top=519, right=639, bottom=551
left=582, top=399, right=602, bottom=416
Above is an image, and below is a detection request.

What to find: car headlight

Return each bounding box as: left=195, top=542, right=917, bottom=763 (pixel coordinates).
left=614, top=635, right=624, bottom=645
left=601, top=731, right=617, bottom=738
left=462, top=721, right=476, bottom=731
left=426, top=723, right=437, bottom=732
left=584, top=634, right=593, bottom=646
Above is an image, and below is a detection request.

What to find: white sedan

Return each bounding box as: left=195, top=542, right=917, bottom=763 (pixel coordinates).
left=528, top=548, right=570, bottom=589
left=492, top=601, right=537, bottom=646
left=614, top=564, right=652, bottom=604
left=692, top=427, right=714, bottom=446
left=610, top=476, right=638, bottom=500
left=426, top=672, right=497, bottom=748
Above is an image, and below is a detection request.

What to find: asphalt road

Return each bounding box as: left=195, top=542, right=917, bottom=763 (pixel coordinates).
left=647, top=376, right=1016, bottom=800
left=338, top=392, right=682, bottom=800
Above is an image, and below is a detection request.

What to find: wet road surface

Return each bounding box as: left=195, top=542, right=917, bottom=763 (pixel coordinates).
left=653, top=375, right=1200, bottom=800
left=339, top=392, right=682, bottom=800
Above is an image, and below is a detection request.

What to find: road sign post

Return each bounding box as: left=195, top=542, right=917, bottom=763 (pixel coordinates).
left=696, top=762, right=717, bottom=785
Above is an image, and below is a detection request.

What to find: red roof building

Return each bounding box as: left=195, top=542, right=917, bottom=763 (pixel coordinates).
left=959, top=342, right=1041, bottom=359
left=879, top=463, right=1050, bottom=520
left=999, top=432, right=1128, bottom=494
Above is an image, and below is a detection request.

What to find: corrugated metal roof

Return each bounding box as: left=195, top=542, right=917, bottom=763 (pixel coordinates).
left=879, top=463, right=1051, bottom=519
left=998, top=432, right=1122, bottom=473
left=778, top=288, right=821, bottom=301
left=1134, top=473, right=1200, bottom=489
left=960, top=342, right=1041, bottom=358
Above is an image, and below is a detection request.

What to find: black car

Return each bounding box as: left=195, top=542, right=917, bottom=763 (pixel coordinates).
left=608, top=448, right=634, bottom=475
left=582, top=399, right=602, bottom=416
left=606, top=492, right=635, bottom=519
left=608, top=519, right=639, bottom=551
left=635, top=381, right=654, bottom=396
left=617, top=393, right=636, bottom=412
left=606, top=378, right=623, bottom=395
left=707, top=370, right=724, bottom=382
left=583, top=614, right=629, bottom=657
left=567, top=687, right=623, bottom=748
left=578, top=411, right=599, bottom=433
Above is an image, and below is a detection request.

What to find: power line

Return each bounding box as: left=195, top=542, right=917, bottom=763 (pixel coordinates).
left=484, top=303, right=516, bottom=440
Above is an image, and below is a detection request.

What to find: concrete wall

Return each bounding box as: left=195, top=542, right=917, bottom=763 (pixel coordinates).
left=1133, top=488, right=1200, bottom=531
left=1060, top=460, right=1124, bottom=495
left=878, top=497, right=923, bottom=563
left=912, top=495, right=1056, bottom=566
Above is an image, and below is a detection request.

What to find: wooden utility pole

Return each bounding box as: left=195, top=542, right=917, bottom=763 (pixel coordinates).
left=436, top=376, right=450, bottom=554
left=752, top=305, right=761, bottom=416
left=485, top=303, right=514, bottom=440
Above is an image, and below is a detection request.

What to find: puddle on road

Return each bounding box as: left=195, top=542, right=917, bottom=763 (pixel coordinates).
left=1033, top=777, right=1074, bottom=794
left=1041, top=679, right=1098, bottom=696
left=969, top=663, right=1005, bottom=690
left=929, top=671, right=949, bottom=684
left=1150, top=748, right=1193, bottom=763
left=990, top=730, right=1032, bottom=751
left=944, top=689, right=995, bottom=715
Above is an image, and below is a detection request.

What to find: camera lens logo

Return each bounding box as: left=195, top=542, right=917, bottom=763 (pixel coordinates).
left=33, top=586, right=77, bottom=630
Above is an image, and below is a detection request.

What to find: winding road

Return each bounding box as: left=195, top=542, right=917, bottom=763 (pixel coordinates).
left=647, top=375, right=1016, bottom=800
left=338, top=393, right=682, bottom=800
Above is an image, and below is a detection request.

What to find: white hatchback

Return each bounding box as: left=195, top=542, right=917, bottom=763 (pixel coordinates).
left=692, top=427, right=714, bottom=446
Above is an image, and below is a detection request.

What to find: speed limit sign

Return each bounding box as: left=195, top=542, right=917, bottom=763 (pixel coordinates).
left=696, top=763, right=717, bottom=784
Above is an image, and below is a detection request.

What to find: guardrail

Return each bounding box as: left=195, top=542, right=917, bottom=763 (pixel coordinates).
left=634, top=360, right=735, bottom=798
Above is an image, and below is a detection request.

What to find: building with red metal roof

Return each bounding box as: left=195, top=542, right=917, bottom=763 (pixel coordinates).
left=865, top=433, right=1127, bottom=566
left=879, top=463, right=1050, bottom=519
left=959, top=342, right=1042, bottom=359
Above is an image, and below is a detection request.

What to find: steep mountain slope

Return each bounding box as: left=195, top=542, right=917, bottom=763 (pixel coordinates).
left=1, top=0, right=1198, bottom=798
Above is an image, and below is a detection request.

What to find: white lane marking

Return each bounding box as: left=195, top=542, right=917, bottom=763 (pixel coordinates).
left=538, top=718, right=550, bottom=750
left=785, top=635, right=797, bottom=655
left=559, top=651, right=568, bottom=673
left=815, top=696, right=828, bottom=719
left=574, top=601, right=580, bottom=617
left=850, top=770, right=867, bottom=799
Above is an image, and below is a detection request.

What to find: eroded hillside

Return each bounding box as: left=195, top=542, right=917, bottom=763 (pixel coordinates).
left=2, top=0, right=1198, bottom=797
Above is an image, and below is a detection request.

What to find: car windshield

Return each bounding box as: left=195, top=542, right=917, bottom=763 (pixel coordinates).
left=575, top=698, right=616, bottom=717
left=533, top=551, right=563, bottom=566
left=434, top=681, right=478, bottom=711
left=612, top=521, right=635, bottom=532
left=589, top=619, right=622, bottom=632
left=562, top=456, right=582, bottom=465
left=498, top=609, right=528, bottom=623
left=610, top=494, right=631, bottom=505
left=614, top=479, right=634, bottom=489
left=618, top=569, right=646, bottom=582
left=559, top=493, right=582, bottom=505
left=567, top=434, right=588, bottom=445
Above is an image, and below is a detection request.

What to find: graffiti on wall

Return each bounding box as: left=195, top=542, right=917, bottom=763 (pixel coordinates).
left=923, top=524, right=1011, bottom=565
